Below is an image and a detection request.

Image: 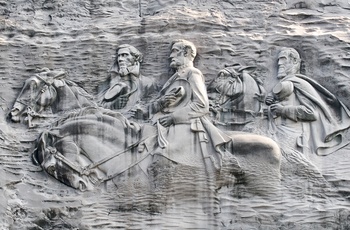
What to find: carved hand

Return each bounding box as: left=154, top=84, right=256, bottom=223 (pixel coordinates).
left=158, top=115, right=174, bottom=127
left=254, top=93, right=266, bottom=102
left=129, top=106, right=148, bottom=120
left=118, top=95, right=129, bottom=108
left=269, top=104, right=283, bottom=117
left=159, top=94, right=177, bottom=108
left=265, top=95, right=276, bottom=105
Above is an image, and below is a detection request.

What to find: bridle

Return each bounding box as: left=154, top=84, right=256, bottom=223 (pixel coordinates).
left=44, top=134, right=157, bottom=185
left=13, top=75, right=57, bottom=127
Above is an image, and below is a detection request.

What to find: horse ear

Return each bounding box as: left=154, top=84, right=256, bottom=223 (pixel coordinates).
left=36, top=67, right=50, bottom=73
left=220, top=67, right=239, bottom=78
left=44, top=70, right=66, bottom=81
left=53, top=71, right=66, bottom=80
left=224, top=63, right=241, bottom=69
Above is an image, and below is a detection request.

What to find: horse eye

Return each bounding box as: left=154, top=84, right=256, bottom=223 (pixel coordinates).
left=49, top=148, right=57, bottom=154
left=46, top=165, right=56, bottom=175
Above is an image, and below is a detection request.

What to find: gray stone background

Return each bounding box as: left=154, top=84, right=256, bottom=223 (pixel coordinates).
left=0, top=0, right=350, bottom=229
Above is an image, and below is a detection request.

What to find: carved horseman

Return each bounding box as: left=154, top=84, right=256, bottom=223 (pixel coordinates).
left=265, top=47, right=350, bottom=155
left=33, top=40, right=281, bottom=192
left=32, top=40, right=241, bottom=191
left=135, top=39, right=237, bottom=170
left=97, top=44, right=157, bottom=112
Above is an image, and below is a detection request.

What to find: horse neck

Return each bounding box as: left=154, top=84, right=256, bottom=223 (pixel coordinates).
left=51, top=81, right=95, bottom=113
left=240, top=73, right=261, bottom=112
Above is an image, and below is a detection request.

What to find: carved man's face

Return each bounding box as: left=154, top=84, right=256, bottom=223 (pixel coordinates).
left=117, top=48, right=136, bottom=76
left=277, top=51, right=295, bottom=79
left=169, top=43, right=186, bottom=69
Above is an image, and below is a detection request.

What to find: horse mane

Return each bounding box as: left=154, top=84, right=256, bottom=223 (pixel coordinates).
left=65, top=80, right=95, bottom=102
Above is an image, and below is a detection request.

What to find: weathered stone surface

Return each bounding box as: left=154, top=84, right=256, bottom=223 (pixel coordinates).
left=1, top=0, right=350, bottom=229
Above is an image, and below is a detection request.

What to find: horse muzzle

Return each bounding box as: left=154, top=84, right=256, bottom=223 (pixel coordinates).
left=10, top=102, right=26, bottom=122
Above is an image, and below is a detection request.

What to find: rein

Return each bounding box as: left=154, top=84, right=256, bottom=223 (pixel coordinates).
left=84, top=134, right=154, bottom=172
left=50, top=134, right=157, bottom=183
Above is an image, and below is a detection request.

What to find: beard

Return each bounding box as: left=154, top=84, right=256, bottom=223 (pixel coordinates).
left=277, top=70, right=286, bottom=79
left=118, top=62, right=139, bottom=77
left=278, top=66, right=297, bottom=79
left=169, top=61, right=178, bottom=69
left=118, top=66, right=129, bottom=76
left=277, top=61, right=299, bottom=79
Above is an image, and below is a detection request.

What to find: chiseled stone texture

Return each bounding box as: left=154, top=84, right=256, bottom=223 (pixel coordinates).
left=0, top=0, right=350, bottom=229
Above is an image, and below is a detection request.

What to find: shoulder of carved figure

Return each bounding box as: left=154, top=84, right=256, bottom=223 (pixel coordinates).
left=180, top=67, right=203, bottom=80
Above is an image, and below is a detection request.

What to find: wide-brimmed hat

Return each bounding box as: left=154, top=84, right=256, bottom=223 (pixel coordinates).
left=272, top=81, right=294, bottom=100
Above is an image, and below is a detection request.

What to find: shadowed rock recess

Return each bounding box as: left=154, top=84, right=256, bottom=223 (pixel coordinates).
left=1, top=0, right=350, bottom=229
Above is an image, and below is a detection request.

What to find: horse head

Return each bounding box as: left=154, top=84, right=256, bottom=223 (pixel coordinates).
left=33, top=131, right=104, bottom=191
left=10, top=69, right=63, bottom=124
left=210, top=64, right=261, bottom=109
left=32, top=108, right=143, bottom=191
left=214, top=66, right=244, bottom=103
left=10, top=68, right=95, bottom=127
left=209, top=65, right=265, bottom=127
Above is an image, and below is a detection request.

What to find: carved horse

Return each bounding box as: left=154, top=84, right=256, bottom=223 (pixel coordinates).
left=33, top=107, right=144, bottom=191
left=32, top=107, right=281, bottom=192
left=10, top=69, right=96, bottom=127
left=208, top=65, right=265, bottom=127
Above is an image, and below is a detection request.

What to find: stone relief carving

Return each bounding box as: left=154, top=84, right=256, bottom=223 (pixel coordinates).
left=2, top=1, right=350, bottom=229
left=97, top=44, right=157, bottom=113
left=10, top=68, right=96, bottom=127
left=30, top=40, right=281, bottom=193
left=208, top=64, right=265, bottom=128
left=5, top=42, right=350, bottom=229
left=9, top=43, right=350, bottom=193
left=265, top=47, right=350, bottom=156
left=33, top=107, right=142, bottom=191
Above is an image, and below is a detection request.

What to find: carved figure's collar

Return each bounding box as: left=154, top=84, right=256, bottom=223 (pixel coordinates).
left=121, top=64, right=140, bottom=78
left=281, top=74, right=297, bottom=81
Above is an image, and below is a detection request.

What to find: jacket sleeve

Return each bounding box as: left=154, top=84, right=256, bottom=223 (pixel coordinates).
left=282, top=104, right=317, bottom=121
left=281, top=80, right=319, bottom=121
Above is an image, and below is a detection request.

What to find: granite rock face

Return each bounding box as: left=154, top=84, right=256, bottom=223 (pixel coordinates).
left=1, top=0, right=350, bottom=229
